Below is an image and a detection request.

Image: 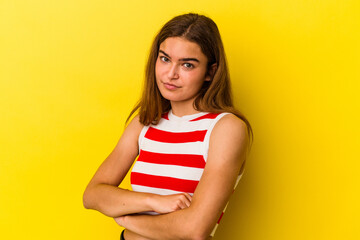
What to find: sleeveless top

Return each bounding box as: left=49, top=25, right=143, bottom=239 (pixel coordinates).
left=130, top=109, right=243, bottom=237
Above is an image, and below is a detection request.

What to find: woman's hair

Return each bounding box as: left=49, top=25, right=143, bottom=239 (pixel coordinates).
left=127, top=13, right=253, bottom=143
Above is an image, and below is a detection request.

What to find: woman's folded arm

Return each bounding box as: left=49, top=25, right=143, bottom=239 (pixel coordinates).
left=83, top=115, right=151, bottom=217
left=83, top=115, right=194, bottom=218
left=116, top=114, right=249, bottom=240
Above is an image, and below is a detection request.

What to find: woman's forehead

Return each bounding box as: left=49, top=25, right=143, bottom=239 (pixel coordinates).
left=159, top=37, right=207, bottom=61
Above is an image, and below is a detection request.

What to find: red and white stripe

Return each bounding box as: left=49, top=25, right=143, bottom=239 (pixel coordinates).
left=130, top=110, right=241, bottom=236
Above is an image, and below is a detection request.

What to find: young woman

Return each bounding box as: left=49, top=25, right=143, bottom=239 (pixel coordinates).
left=83, top=13, right=253, bottom=240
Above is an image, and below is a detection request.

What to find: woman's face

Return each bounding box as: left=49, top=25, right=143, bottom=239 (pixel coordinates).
left=155, top=37, right=210, bottom=104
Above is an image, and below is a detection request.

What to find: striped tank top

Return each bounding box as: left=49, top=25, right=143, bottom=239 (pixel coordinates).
left=130, top=109, right=242, bottom=236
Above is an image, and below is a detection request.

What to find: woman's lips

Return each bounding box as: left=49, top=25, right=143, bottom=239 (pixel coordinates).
left=163, top=82, right=180, bottom=90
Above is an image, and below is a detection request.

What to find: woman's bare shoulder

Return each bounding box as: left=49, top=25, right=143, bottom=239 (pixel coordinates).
left=215, top=113, right=248, bottom=139
left=209, top=113, right=249, bottom=156
left=124, top=114, right=145, bottom=135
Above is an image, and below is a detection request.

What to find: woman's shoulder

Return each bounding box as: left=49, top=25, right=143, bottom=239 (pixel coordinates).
left=123, top=114, right=145, bottom=139
left=212, top=113, right=248, bottom=142
left=207, top=113, right=249, bottom=166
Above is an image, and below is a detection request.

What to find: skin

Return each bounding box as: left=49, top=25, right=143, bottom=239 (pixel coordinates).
left=83, top=37, right=248, bottom=240
left=82, top=113, right=192, bottom=217
left=155, top=37, right=216, bottom=117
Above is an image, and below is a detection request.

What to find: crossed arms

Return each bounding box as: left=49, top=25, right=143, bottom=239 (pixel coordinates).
left=83, top=114, right=248, bottom=240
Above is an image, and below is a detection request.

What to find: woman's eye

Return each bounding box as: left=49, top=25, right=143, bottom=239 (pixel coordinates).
left=160, top=56, right=169, bottom=62
left=183, top=63, right=194, bottom=69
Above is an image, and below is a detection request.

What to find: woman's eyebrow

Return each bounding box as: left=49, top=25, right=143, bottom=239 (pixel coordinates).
left=159, top=50, right=200, bottom=63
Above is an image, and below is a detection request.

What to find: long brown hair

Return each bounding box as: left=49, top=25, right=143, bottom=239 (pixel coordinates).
left=127, top=13, right=253, bottom=143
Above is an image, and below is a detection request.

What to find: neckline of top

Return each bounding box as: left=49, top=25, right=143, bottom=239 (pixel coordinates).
left=168, top=109, right=208, bottom=121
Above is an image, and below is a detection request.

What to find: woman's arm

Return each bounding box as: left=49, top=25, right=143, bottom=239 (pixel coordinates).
left=82, top=115, right=150, bottom=217
left=115, top=114, right=249, bottom=240
left=83, top=115, right=192, bottom=218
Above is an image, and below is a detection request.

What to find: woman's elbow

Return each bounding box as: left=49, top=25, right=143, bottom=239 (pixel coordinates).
left=189, top=230, right=211, bottom=240
left=187, top=235, right=208, bottom=240
left=184, top=218, right=213, bottom=240
left=82, top=189, right=91, bottom=209
left=82, top=184, right=121, bottom=218
left=83, top=186, right=95, bottom=209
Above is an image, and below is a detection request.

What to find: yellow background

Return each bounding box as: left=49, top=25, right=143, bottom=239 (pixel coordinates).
left=1, top=0, right=359, bottom=239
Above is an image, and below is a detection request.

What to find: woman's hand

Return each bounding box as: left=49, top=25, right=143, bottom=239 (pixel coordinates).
left=113, top=193, right=192, bottom=240
left=114, top=216, right=125, bottom=226
left=113, top=193, right=192, bottom=226
left=149, top=193, right=192, bottom=214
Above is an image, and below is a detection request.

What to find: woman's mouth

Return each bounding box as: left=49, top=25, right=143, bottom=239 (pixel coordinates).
left=163, top=82, right=180, bottom=90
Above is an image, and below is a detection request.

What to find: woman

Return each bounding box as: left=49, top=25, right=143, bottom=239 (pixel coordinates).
left=83, top=13, right=253, bottom=240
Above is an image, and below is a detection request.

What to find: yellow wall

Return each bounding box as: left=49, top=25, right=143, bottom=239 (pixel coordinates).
left=1, top=0, right=359, bottom=239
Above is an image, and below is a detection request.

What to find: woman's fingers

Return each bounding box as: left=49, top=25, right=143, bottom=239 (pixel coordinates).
left=178, top=193, right=192, bottom=209
left=114, top=216, right=125, bottom=226
left=183, top=194, right=191, bottom=208
left=183, top=193, right=192, bottom=203
left=177, top=200, right=187, bottom=210
left=179, top=193, right=192, bottom=208
left=150, top=192, right=193, bottom=213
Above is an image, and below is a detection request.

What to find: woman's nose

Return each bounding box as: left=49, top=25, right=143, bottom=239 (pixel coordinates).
left=167, top=64, right=179, bottom=79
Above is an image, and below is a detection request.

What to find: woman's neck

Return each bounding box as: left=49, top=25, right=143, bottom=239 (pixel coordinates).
left=170, top=100, right=200, bottom=117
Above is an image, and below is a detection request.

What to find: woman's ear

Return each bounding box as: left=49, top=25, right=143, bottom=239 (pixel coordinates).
left=205, top=63, right=218, bottom=81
